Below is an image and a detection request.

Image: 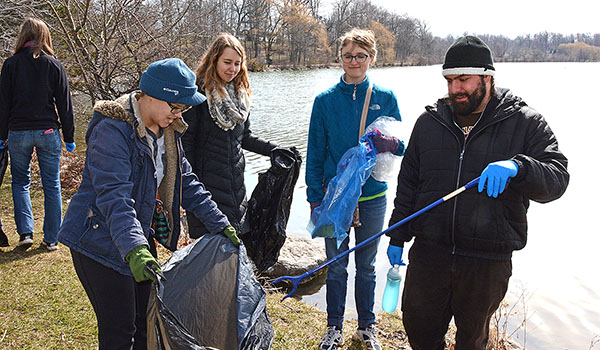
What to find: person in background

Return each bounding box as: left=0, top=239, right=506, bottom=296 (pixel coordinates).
left=181, top=33, right=278, bottom=240
left=306, top=28, right=405, bottom=350
left=57, top=58, right=239, bottom=350
left=0, top=17, right=75, bottom=251
left=386, top=35, right=569, bottom=349
left=0, top=139, right=8, bottom=247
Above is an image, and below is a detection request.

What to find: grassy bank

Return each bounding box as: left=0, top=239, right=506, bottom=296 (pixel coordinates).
left=0, top=181, right=518, bottom=350
left=0, top=112, right=516, bottom=349
left=0, top=139, right=414, bottom=349
left=0, top=226, right=412, bottom=349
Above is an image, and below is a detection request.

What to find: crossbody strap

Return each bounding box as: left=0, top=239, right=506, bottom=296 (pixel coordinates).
left=358, top=82, right=373, bottom=140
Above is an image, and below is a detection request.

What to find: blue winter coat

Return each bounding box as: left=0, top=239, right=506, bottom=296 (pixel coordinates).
left=58, top=93, right=229, bottom=276
left=306, top=75, right=403, bottom=203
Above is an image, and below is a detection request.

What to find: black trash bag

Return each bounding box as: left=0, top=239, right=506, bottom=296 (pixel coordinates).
left=244, top=147, right=302, bottom=272
left=0, top=146, right=8, bottom=187
left=147, top=234, right=273, bottom=350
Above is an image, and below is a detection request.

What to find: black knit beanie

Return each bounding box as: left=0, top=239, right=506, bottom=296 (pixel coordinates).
left=442, top=35, right=495, bottom=76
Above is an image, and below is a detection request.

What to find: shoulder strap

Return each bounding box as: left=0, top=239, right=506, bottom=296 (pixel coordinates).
left=358, top=82, right=373, bottom=140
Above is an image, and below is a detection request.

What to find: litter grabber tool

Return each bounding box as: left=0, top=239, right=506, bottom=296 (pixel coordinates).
left=271, top=177, right=480, bottom=301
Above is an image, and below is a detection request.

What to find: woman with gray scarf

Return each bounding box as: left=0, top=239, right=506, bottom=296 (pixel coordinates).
left=182, top=33, right=278, bottom=239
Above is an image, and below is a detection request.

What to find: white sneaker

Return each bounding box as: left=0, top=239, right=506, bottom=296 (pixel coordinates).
left=319, top=326, right=344, bottom=350
left=18, top=234, right=34, bottom=248
left=352, top=325, right=382, bottom=350
left=43, top=240, right=59, bottom=251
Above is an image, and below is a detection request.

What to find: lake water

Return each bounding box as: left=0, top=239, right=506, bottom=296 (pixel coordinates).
left=244, top=62, right=600, bottom=349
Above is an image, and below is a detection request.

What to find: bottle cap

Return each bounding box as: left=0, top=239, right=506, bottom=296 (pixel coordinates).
left=388, top=265, right=402, bottom=279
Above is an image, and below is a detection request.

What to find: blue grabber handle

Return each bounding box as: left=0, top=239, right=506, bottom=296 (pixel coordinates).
left=271, top=177, right=480, bottom=301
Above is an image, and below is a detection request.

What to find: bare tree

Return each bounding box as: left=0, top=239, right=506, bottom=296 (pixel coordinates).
left=38, top=0, right=199, bottom=104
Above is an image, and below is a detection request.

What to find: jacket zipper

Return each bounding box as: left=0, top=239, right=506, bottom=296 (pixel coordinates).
left=353, top=85, right=357, bottom=100
left=429, top=106, right=519, bottom=255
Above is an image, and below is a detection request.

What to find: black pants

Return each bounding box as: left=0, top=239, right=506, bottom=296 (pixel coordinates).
left=401, top=243, right=512, bottom=350
left=71, top=249, right=152, bottom=350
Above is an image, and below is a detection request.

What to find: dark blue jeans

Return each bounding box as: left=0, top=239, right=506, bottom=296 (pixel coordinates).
left=324, top=195, right=386, bottom=329
left=8, top=129, right=62, bottom=243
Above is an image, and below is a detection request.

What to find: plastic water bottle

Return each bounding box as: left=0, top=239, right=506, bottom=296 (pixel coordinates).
left=382, top=264, right=402, bottom=313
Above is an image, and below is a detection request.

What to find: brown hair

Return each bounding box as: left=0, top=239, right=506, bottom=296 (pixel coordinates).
left=338, top=28, right=377, bottom=62
left=14, top=17, right=54, bottom=58
left=195, top=33, right=251, bottom=99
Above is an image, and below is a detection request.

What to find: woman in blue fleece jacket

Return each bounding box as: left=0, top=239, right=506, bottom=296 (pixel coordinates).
left=306, top=28, right=404, bottom=350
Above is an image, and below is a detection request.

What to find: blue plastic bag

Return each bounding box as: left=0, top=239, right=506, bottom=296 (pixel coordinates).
left=308, top=130, right=378, bottom=248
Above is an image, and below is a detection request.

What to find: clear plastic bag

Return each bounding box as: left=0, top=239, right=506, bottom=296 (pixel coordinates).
left=365, top=116, right=403, bottom=182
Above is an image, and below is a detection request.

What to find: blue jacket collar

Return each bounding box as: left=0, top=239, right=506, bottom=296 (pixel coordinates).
left=338, top=75, right=370, bottom=95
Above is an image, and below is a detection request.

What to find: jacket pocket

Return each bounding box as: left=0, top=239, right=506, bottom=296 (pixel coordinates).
left=79, top=207, right=120, bottom=260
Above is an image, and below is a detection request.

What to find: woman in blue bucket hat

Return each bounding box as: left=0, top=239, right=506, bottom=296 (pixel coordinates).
left=58, top=58, right=240, bottom=350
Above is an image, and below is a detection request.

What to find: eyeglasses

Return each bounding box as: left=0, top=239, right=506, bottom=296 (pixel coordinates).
left=167, top=102, right=192, bottom=114
left=340, top=53, right=370, bottom=63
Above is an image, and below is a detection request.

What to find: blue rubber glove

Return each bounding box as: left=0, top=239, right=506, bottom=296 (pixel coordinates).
left=478, top=160, right=518, bottom=198
left=387, top=244, right=407, bottom=266
left=0, top=139, right=6, bottom=149
left=65, top=142, right=76, bottom=152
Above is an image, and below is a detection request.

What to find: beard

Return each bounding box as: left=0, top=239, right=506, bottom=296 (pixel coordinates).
left=449, top=77, right=487, bottom=116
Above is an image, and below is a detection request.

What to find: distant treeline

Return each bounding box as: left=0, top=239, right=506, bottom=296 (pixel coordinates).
left=1, top=0, right=598, bottom=102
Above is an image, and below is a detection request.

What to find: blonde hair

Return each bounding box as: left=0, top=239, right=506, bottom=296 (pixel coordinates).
left=14, top=17, right=54, bottom=58
left=195, top=33, right=251, bottom=99
left=338, top=28, right=377, bottom=62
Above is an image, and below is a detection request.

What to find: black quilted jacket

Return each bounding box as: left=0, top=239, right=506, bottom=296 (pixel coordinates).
left=181, top=100, right=276, bottom=237
left=387, top=88, right=569, bottom=260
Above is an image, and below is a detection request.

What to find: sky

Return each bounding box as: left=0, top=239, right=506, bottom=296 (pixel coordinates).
left=350, top=0, right=599, bottom=39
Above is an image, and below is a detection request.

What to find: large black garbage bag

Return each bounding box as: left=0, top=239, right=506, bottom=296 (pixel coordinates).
left=245, top=147, right=302, bottom=272
left=0, top=147, right=8, bottom=186
left=147, top=234, right=273, bottom=350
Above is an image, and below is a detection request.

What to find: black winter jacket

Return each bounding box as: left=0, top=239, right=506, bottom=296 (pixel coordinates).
left=181, top=100, right=276, bottom=237
left=387, top=88, right=569, bottom=260
left=0, top=47, right=74, bottom=142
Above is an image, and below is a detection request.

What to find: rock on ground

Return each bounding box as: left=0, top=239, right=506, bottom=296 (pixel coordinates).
left=263, top=234, right=326, bottom=283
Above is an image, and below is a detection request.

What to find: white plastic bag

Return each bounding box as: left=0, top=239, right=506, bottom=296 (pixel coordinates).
left=365, top=116, right=403, bottom=182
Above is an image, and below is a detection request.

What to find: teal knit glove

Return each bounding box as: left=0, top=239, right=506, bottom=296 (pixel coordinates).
left=125, top=245, right=161, bottom=282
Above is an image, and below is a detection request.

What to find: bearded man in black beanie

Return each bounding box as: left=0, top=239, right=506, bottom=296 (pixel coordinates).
left=385, top=35, right=570, bottom=349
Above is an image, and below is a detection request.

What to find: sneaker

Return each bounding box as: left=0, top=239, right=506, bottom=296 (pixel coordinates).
left=319, top=326, right=344, bottom=350
left=42, top=240, right=59, bottom=251
left=17, top=234, right=34, bottom=249
left=352, top=325, right=382, bottom=350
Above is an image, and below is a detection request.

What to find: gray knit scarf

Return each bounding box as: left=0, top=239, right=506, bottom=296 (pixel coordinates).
left=208, top=82, right=250, bottom=131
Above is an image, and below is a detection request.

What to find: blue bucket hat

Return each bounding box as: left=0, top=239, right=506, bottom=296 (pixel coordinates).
left=139, top=58, right=206, bottom=106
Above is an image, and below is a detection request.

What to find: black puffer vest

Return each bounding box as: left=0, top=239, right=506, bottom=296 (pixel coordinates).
left=181, top=100, right=276, bottom=237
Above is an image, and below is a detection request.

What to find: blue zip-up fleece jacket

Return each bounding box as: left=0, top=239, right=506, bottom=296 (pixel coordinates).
left=306, top=75, right=404, bottom=203
left=58, top=93, right=229, bottom=276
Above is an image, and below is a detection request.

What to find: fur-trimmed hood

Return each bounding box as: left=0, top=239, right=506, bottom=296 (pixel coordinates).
left=90, top=93, right=188, bottom=247
left=93, top=93, right=187, bottom=139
